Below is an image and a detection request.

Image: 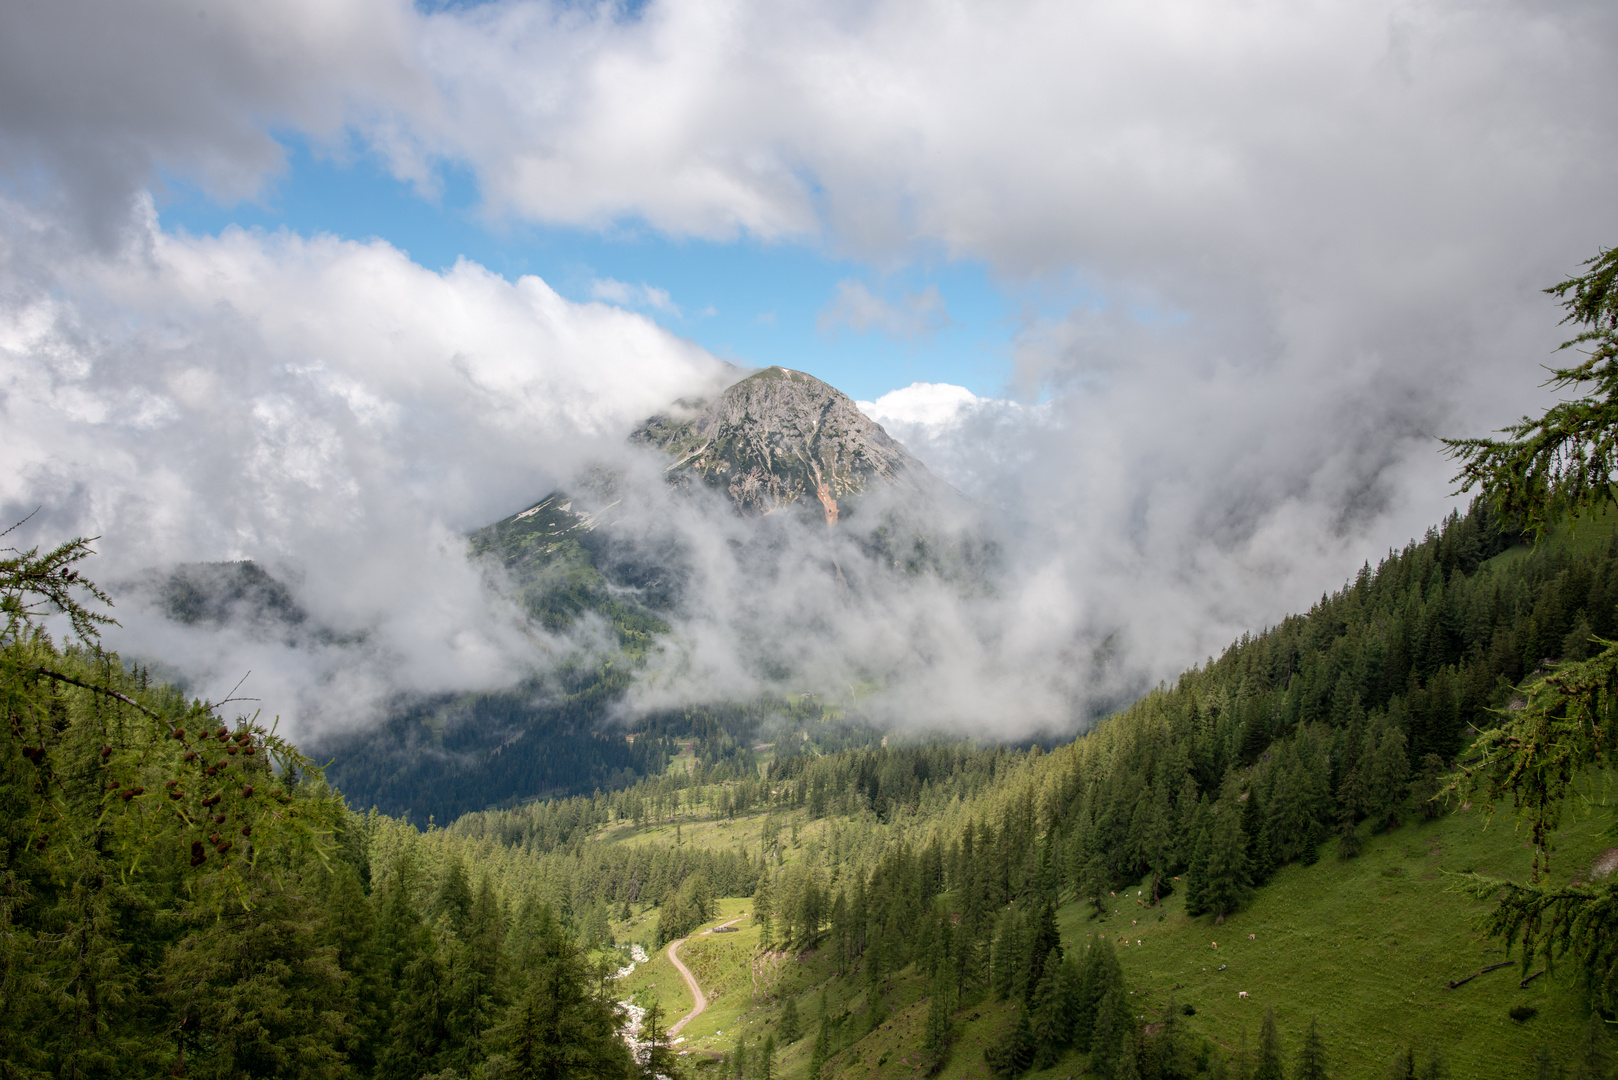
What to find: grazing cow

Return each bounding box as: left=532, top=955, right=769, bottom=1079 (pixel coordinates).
left=1248, top=934, right=1256, bottom=940
left=1238, top=991, right=1249, bottom=1000
left=1212, top=942, right=1219, bottom=949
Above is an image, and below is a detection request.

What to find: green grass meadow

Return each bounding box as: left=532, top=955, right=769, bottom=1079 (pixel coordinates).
left=608, top=795, right=1616, bottom=1080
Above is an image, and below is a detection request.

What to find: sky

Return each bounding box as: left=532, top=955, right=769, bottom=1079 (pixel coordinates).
left=158, top=136, right=1018, bottom=403
left=3, top=0, right=1618, bottom=739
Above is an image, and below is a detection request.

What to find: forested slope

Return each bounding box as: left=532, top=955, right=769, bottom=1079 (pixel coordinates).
left=9, top=493, right=1618, bottom=1079
left=426, top=498, right=1618, bottom=1078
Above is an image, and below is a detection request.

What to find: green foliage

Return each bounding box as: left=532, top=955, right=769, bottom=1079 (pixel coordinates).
left=1253, top=1007, right=1283, bottom=1080
left=657, top=871, right=717, bottom=945
left=638, top=999, right=681, bottom=1080
left=1446, top=245, right=1618, bottom=539
left=0, top=544, right=647, bottom=1079
left=1294, top=1016, right=1328, bottom=1080
left=779, top=994, right=802, bottom=1044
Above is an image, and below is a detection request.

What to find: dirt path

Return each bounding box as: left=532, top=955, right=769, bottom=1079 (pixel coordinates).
left=666, top=916, right=744, bottom=1037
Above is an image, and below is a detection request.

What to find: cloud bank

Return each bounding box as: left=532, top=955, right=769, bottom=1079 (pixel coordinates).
left=3, top=0, right=1618, bottom=738
left=0, top=200, right=729, bottom=734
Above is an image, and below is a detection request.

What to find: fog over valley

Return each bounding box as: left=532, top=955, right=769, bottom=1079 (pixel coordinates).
left=3, top=0, right=1616, bottom=747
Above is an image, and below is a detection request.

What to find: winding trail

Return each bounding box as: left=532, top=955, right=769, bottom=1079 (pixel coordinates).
left=666, top=916, right=744, bottom=1037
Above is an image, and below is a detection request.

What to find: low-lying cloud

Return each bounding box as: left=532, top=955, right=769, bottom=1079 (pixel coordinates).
left=0, top=200, right=730, bottom=735
left=3, top=0, right=1618, bottom=740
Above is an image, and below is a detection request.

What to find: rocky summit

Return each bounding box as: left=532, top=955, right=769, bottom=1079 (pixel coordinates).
left=631, top=366, right=925, bottom=525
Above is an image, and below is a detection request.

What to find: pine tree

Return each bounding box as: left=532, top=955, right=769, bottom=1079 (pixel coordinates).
left=1415, top=1047, right=1448, bottom=1080
left=1081, top=854, right=1112, bottom=918
left=1074, top=937, right=1124, bottom=1054
left=436, top=855, right=474, bottom=934
left=489, top=902, right=633, bottom=1080
left=1254, top=1007, right=1284, bottom=1080
left=1572, top=1013, right=1613, bottom=1080
left=1028, top=958, right=1064, bottom=1069
left=1335, top=769, right=1364, bottom=859
left=1294, top=1016, right=1328, bottom=1080
left=809, top=1019, right=829, bottom=1080
left=1241, top=787, right=1275, bottom=885
left=641, top=999, right=682, bottom=1080
left=990, top=907, right=1022, bottom=1001
left=1184, top=827, right=1212, bottom=917
left=1026, top=902, right=1061, bottom=1000
left=1154, top=996, right=1189, bottom=1080
left=758, top=1033, right=776, bottom=1080
left=1113, top=1030, right=1142, bottom=1080
left=985, top=1006, right=1034, bottom=1080
left=923, top=970, right=957, bottom=1075
left=1145, top=774, right=1174, bottom=902
left=1365, top=721, right=1411, bottom=831
left=1202, top=781, right=1250, bottom=922
left=779, top=996, right=802, bottom=1044
left=754, top=870, right=775, bottom=950
left=1091, top=990, right=1128, bottom=1080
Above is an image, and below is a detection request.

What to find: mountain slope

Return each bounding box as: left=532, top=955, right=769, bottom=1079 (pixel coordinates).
left=419, top=499, right=1618, bottom=1076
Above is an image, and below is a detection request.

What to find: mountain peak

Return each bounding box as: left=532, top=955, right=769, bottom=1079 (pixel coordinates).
left=631, top=367, right=925, bottom=524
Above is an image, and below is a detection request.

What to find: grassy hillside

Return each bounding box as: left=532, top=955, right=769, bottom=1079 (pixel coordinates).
left=584, top=792, right=1611, bottom=1080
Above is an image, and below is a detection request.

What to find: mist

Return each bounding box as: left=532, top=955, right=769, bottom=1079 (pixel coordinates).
left=4, top=0, right=1618, bottom=742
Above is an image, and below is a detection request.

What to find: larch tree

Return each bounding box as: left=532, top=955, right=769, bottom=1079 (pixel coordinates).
left=1444, top=244, right=1618, bottom=1012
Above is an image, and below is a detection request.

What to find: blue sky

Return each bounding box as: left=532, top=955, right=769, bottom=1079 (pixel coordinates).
left=158, top=136, right=1020, bottom=404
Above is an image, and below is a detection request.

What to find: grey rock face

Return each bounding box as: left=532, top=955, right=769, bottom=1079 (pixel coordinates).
left=631, top=366, right=925, bottom=524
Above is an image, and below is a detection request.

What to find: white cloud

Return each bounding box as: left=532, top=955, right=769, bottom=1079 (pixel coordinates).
left=858, top=382, right=985, bottom=431
left=0, top=197, right=729, bottom=738
left=590, top=276, right=682, bottom=315
left=1, top=0, right=1617, bottom=735
left=818, top=280, right=952, bottom=341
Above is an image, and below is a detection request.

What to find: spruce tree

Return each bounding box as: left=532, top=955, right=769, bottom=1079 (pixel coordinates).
left=1241, top=787, right=1275, bottom=885
left=1081, top=854, right=1113, bottom=919
left=754, top=870, right=775, bottom=949
left=779, top=996, right=802, bottom=1044
left=1154, top=996, right=1189, bottom=1080
left=1202, top=782, right=1251, bottom=922
left=1294, top=1016, right=1328, bottom=1080
left=641, top=999, right=682, bottom=1080
left=1335, top=769, right=1364, bottom=859
left=759, top=1033, right=776, bottom=1080
left=1572, top=1013, right=1612, bottom=1080
left=435, top=855, right=474, bottom=934
left=1365, top=722, right=1411, bottom=831
left=923, top=970, right=957, bottom=1075
left=1184, top=827, right=1212, bottom=917
left=1415, top=1048, right=1447, bottom=1080
left=990, top=907, right=1022, bottom=1001
left=1091, top=991, right=1127, bottom=1080
left=985, top=1006, right=1034, bottom=1080
left=1028, top=957, right=1063, bottom=1069
left=1254, top=1007, right=1284, bottom=1080
left=1113, top=1030, right=1142, bottom=1080
left=1026, top=902, right=1061, bottom=1000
